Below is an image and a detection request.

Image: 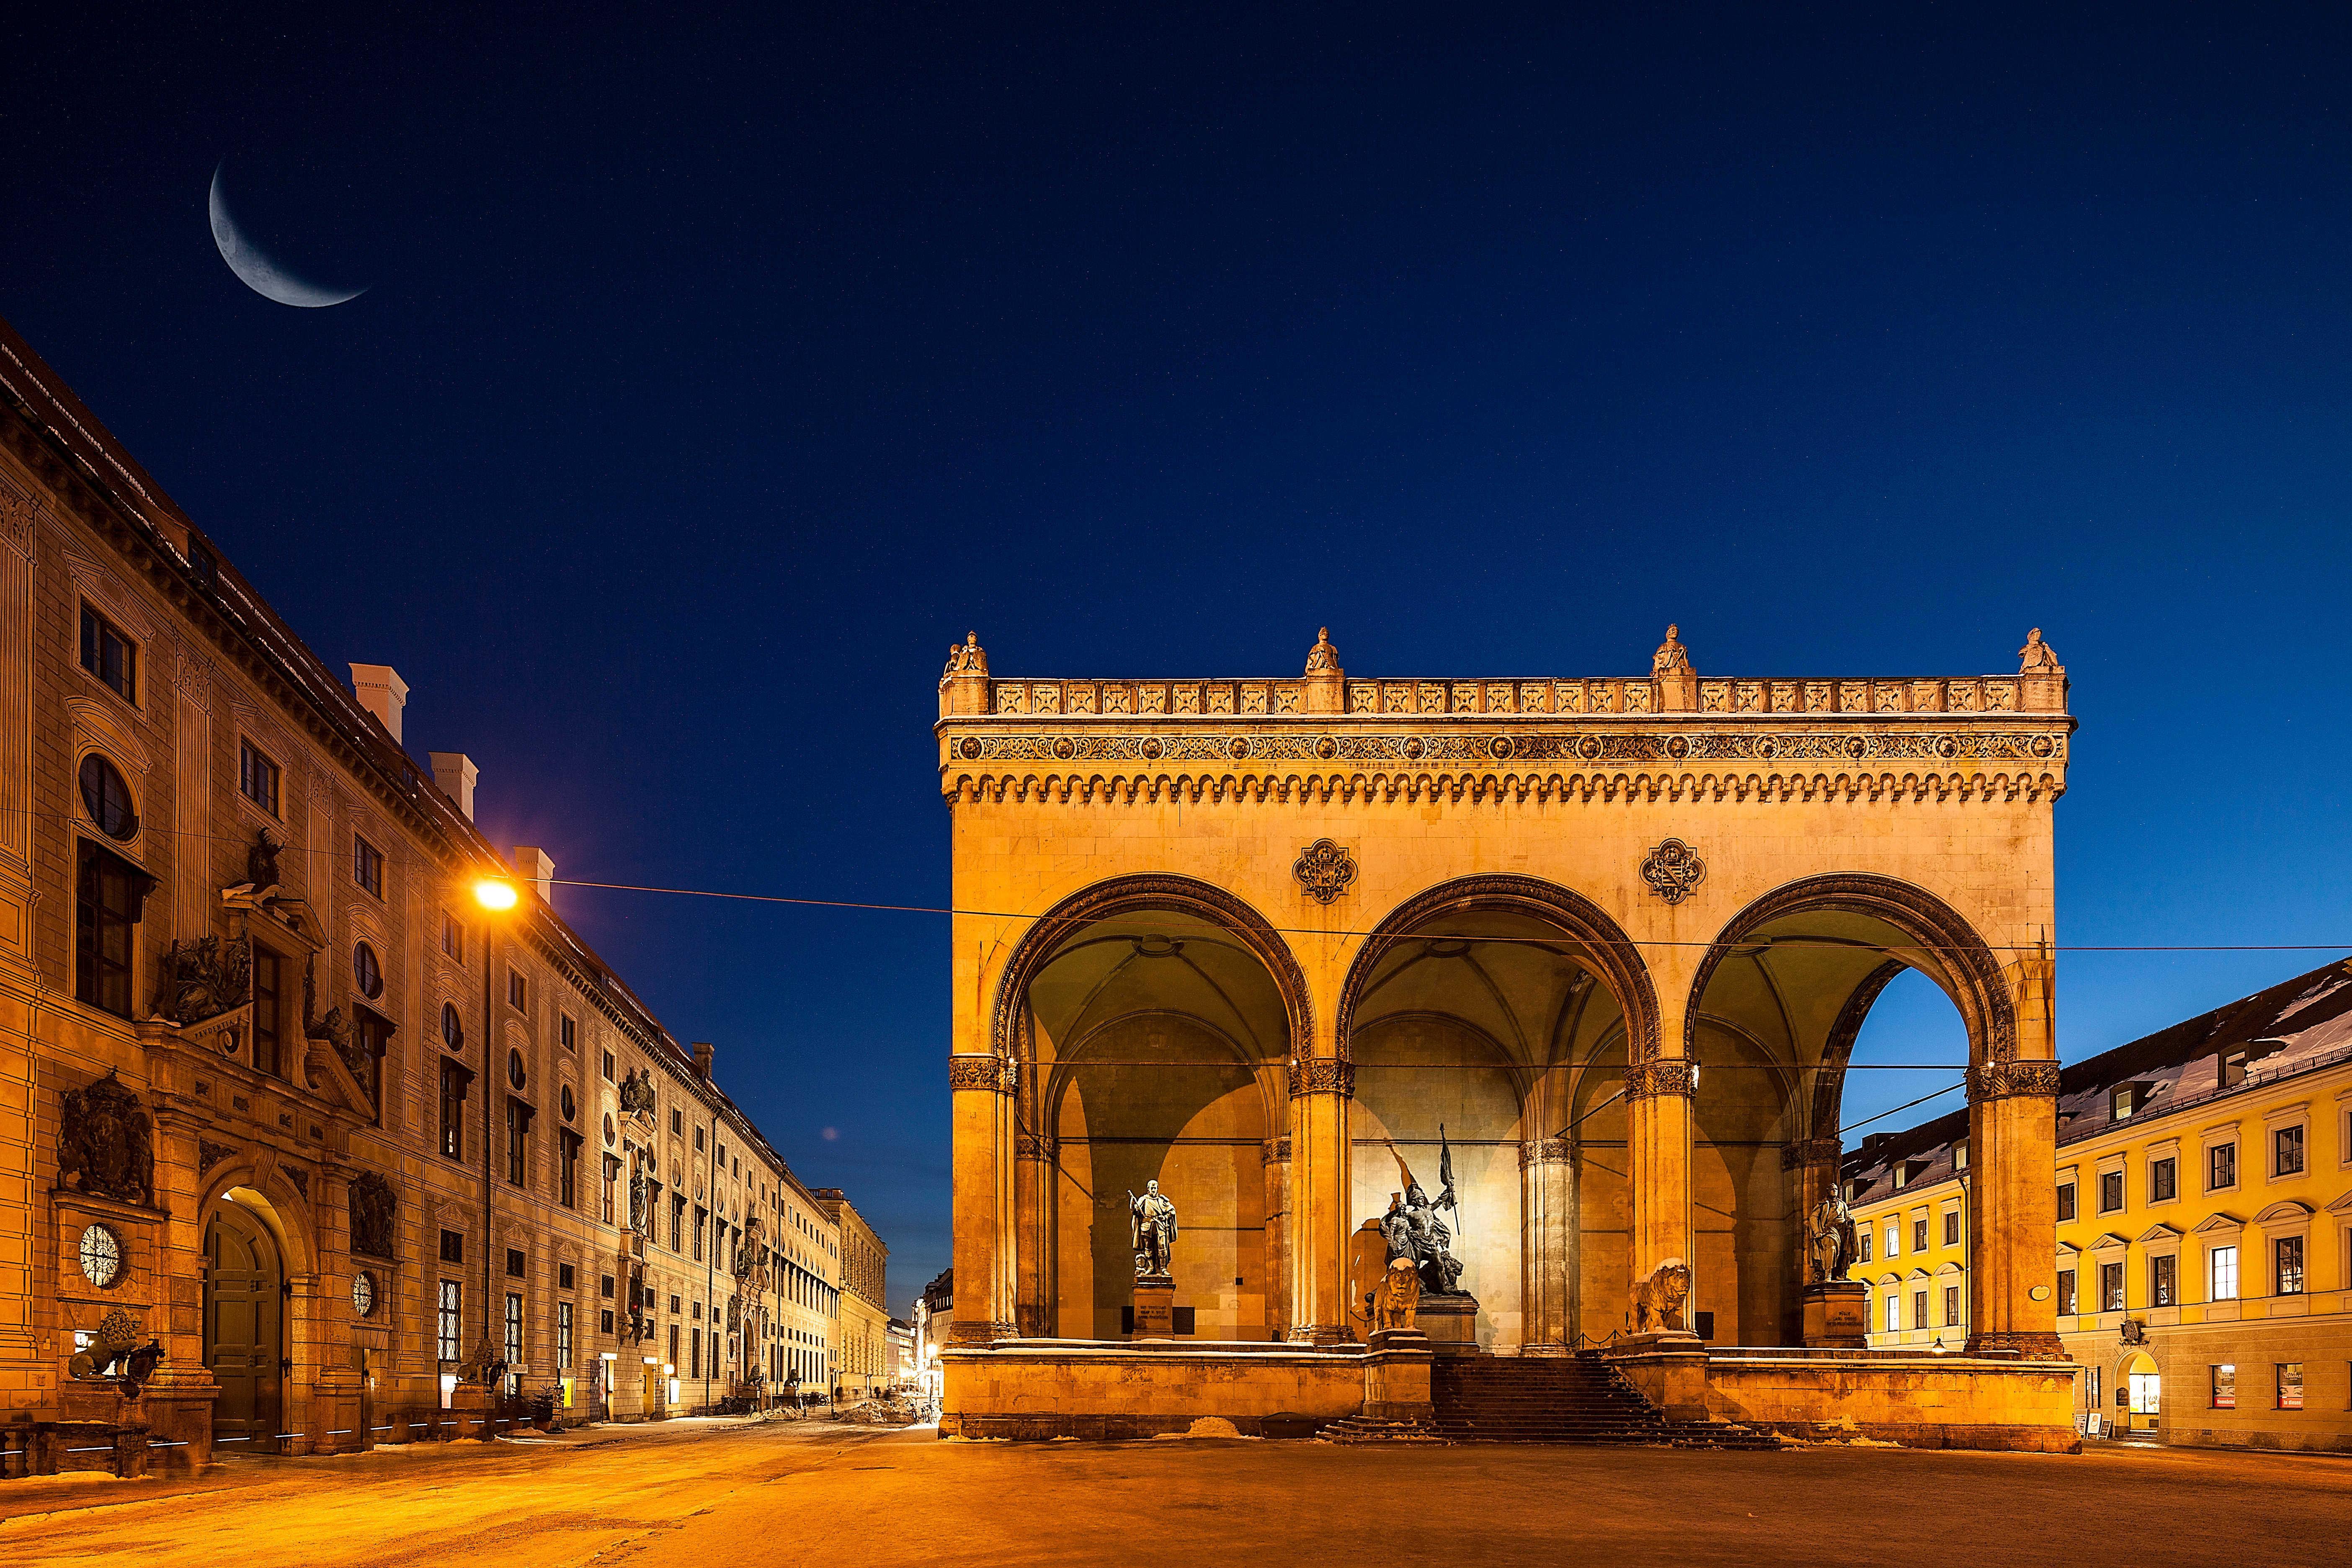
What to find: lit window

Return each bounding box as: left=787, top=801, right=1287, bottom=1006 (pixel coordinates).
left=438, top=1279, right=462, bottom=1363
left=2278, top=1363, right=2303, bottom=1410
left=2112, top=1085, right=2137, bottom=1121
left=2275, top=1236, right=2304, bottom=1296
left=2208, top=1245, right=2237, bottom=1301
left=2211, top=1364, right=2236, bottom=1409
left=79, top=604, right=137, bottom=703
left=2100, top=1261, right=2125, bottom=1312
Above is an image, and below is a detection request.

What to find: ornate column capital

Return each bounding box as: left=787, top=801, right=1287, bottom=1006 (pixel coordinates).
left=1623, top=1059, right=1697, bottom=1100
left=1014, top=1129, right=1055, bottom=1162
left=1780, top=1136, right=1842, bottom=1170
left=1519, top=1137, right=1571, bottom=1169
left=1966, top=1060, right=2060, bottom=1103
left=949, top=1055, right=1017, bottom=1095
left=1261, top=1135, right=1292, bottom=1164
left=1286, top=1057, right=1354, bottom=1099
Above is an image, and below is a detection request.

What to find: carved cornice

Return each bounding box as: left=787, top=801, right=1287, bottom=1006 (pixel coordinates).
left=1519, top=1137, right=1571, bottom=1168
left=1780, top=1136, right=1842, bottom=1171
left=1286, top=1058, right=1354, bottom=1099
left=1967, top=1059, right=2061, bottom=1102
left=948, top=1056, right=1016, bottom=1095
left=1624, top=1059, right=1697, bottom=1100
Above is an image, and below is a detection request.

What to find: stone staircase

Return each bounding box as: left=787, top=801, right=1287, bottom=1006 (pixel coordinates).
left=1414, top=1352, right=1779, bottom=1447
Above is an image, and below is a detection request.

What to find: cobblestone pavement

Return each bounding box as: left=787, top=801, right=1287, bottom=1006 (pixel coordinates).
left=5, top=1422, right=2346, bottom=1567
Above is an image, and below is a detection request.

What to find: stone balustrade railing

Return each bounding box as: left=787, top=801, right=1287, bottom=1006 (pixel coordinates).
left=967, top=673, right=2060, bottom=719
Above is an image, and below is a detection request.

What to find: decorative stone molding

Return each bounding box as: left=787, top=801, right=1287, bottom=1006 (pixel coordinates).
left=1261, top=1135, right=1292, bottom=1163
left=197, top=1139, right=236, bottom=1174
left=1014, top=1130, right=1056, bottom=1161
left=1519, top=1137, right=1571, bottom=1168
left=941, top=728, right=2065, bottom=769
left=1287, top=1058, right=1355, bottom=1099
left=1967, top=1059, right=2061, bottom=1102
left=1780, top=1136, right=1843, bottom=1171
left=949, top=1056, right=1016, bottom=1094
left=1624, top=1059, right=1697, bottom=1100
left=1292, top=838, right=1357, bottom=905
left=1639, top=839, right=1707, bottom=905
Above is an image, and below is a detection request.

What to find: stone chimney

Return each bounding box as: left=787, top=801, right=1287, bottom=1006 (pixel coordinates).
left=511, top=846, right=556, bottom=905
left=691, top=1041, right=714, bottom=1081
left=430, top=753, right=478, bottom=820
left=349, top=664, right=409, bottom=743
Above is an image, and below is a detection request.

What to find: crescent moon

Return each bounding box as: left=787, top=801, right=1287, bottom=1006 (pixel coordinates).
left=209, top=164, right=367, bottom=309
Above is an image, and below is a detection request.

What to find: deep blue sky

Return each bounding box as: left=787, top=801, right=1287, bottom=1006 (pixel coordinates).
left=8, top=5, right=2352, bottom=1309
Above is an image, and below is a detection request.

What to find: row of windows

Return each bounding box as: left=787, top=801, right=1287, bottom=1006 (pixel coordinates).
left=2057, top=1130, right=2314, bottom=1222
left=1873, top=1283, right=1966, bottom=1333
left=1857, top=1206, right=1963, bottom=1265
left=2208, top=1362, right=2314, bottom=1411
left=2055, top=1237, right=2316, bottom=1313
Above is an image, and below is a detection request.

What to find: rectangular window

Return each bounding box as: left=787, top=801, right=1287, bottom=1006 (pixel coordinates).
left=2209, top=1246, right=2238, bottom=1301
left=601, top=1310, right=615, bottom=1336
left=693, top=1207, right=707, bottom=1262
left=1912, top=1217, right=1928, bottom=1253
left=439, top=1059, right=471, bottom=1160
left=2056, top=1269, right=2077, bottom=1315
left=2276, top=1235, right=2305, bottom=1295
left=1885, top=1225, right=1900, bottom=1259
left=505, top=1292, right=524, bottom=1369
left=2274, top=1124, right=2305, bottom=1177
left=690, top=1328, right=702, bottom=1379
left=2112, top=1085, right=2137, bottom=1120
left=2209, top=1143, right=2237, bottom=1190
left=2151, top=1253, right=2177, bottom=1308
left=600, top=1274, right=615, bottom=1300
left=2056, top=1181, right=2077, bottom=1222
left=507, top=1099, right=532, bottom=1186
left=601, top=1050, right=615, bottom=1083
left=439, top=1228, right=464, bottom=1264
left=560, top=1130, right=582, bottom=1209
left=558, top=1302, right=574, bottom=1372
left=2211, top=1364, right=2236, bottom=1408
left=2099, top=1170, right=2125, bottom=1214
left=73, top=843, right=139, bottom=1018
left=1943, top=1210, right=1960, bottom=1248
left=251, top=945, right=284, bottom=1077
left=2101, top=1260, right=2125, bottom=1312
left=560, top=1014, right=576, bottom=1052
left=1943, top=1284, right=1960, bottom=1326
left=79, top=604, right=137, bottom=702
left=239, top=739, right=280, bottom=815
left=508, top=970, right=528, bottom=1012
left=558, top=1263, right=575, bottom=1292
left=671, top=1194, right=685, bottom=1253
left=1859, top=1230, right=1872, bottom=1264
left=353, top=834, right=384, bottom=898
left=2222, top=1051, right=2249, bottom=1088
left=353, top=1011, right=391, bottom=1120
left=1911, top=1290, right=1927, bottom=1331
left=601, top=1155, right=619, bottom=1224
left=506, top=1247, right=526, bottom=1278
left=2278, top=1363, right=2303, bottom=1410
left=694, top=1126, right=706, bottom=1152
left=438, top=1280, right=462, bottom=1363
left=671, top=1107, right=683, bottom=1136
left=669, top=1324, right=680, bottom=1370
left=2150, top=1157, right=2177, bottom=1203
left=441, top=910, right=465, bottom=963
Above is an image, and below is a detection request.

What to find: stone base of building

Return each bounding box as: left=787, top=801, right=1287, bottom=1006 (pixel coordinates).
left=1695, top=1347, right=2081, bottom=1452
left=939, top=1339, right=1365, bottom=1439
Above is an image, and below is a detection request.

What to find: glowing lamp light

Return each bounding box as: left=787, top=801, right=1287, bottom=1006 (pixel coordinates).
left=472, top=879, right=519, bottom=911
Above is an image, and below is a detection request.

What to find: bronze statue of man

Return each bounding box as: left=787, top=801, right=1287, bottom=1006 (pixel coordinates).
left=1127, top=1179, right=1177, bottom=1278
left=1808, top=1190, right=1859, bottom=1284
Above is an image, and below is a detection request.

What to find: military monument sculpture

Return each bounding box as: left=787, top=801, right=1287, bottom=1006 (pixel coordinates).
left=1125, top=1180, right=1179, bottom=1339
left=1801, top=1186, right=1870, bottom=1348
left=1369, top=1132, right=1477, bottom=1352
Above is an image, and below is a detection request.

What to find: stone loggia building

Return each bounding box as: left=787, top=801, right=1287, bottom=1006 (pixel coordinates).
left=0, top=316, right=848, bottom=1469
left=935, top=624, right=2082, bottom=1447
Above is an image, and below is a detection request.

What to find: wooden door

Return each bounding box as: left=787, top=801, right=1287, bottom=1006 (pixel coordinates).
left=205, top=1204, right=284, bottom=1452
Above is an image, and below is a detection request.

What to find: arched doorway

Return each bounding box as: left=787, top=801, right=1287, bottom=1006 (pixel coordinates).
left=1684, top=874, right=2023, bottom=1347
left=205, top=1195, right=286, bottom=1452
left=1337, top=876, right=1658, bottom=1352
left=996, top=877, right=1309, bottom=1342
left=2120, top=1350, right=2161, bottom=1436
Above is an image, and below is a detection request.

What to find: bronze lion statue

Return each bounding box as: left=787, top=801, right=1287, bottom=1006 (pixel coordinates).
left=1630, top=1257, right=1693, bottom=1333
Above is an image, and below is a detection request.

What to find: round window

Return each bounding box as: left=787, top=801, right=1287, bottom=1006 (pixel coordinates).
left=352, top=1270, right=377, bottom=1317
left=508, top=1048, right=526, bottom=1089
left=78, top=755, right=137, bottom=840
left=603, top=1112, right=616, bottom=1147
left=78, top=1223, right=124, bottom=1289
left=561, top=1084, right=576, bottom=1121
left=442, top=1002, right=464, bottom=1050
left=354, top=942, right=384, bottom=999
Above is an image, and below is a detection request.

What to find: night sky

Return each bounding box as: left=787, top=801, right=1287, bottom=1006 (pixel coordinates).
left=8, top=6, right=2352, bottom=1310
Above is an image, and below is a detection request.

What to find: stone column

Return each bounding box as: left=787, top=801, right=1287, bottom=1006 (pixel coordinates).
left=1966, top=1062, right=2063, bottom=1357
left=1261, top=1135, right=1291, bottom=1342
left=1519, top=1137, right=1574, bottom=1354
left=947, top=1055, right=1016, bottom=1344
left=1286, top=1059, right=1354, bottom=1344
left=1013, top=1129, right=1055, bottom=1338
left=1625, top=1059, right=1695, bottom=1304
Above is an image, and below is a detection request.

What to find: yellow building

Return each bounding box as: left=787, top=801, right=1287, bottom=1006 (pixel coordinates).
left=1845, top=959, right=2352, bottom=1451
left=814, top=1189, right=890, bottom=1401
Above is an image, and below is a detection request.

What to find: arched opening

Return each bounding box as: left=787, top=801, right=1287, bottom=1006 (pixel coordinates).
left=205, top=1189, right=288, bottom=1452
left=1685, top=875, right=2014, bottom=1346
left=1338, top=877, right=1656, bottom=1352
left=2120, top=1349, right=2161, bottom=1435
left=999, top=879, right=1307, bottom=1341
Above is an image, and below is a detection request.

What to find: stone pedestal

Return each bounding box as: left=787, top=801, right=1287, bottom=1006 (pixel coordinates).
left=1132, top=1276, right=1175, bottom=1341
left=1604, top=1331, right=1709, bottom=1422
left=1802, top=1280, right=1870, bottom=1350
left=447, top=1382, right=492, bottom=1440
left=1362, top=1328, right=1434, bottom=1421
left=1418, top=1295, right=1478, bottom=1356
left=313, top=1367, right=366, bottom=1452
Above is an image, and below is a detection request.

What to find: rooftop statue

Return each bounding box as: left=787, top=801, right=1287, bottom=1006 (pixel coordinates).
left=1303, top=626, right=1339, bottom=674
left=1651, top=623, right=1693, bottom=676
left=2018, top=627, right=2062, bottom=674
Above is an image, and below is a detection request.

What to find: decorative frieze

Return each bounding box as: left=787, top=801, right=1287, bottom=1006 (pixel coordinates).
left=1261, top=1135, right=1292, bottom=1164
left=946, top=727, right=2064, bottom=768
left=1967, top=1059, right=2061, bottom=1102
left=949, top=1055, right=1017, bottom=1095
left=1286, top=1058, right=1354, bottom=1099
left=1623, top=1059, right=1697, bottom=1100
left=1519, top=1137, right=1571, bottom=1168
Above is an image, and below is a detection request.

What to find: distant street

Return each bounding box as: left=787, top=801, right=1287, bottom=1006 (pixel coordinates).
left=5, top=1421, right=2347, bottom=1568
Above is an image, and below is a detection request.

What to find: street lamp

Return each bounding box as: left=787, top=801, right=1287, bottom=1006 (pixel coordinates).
left=470, top=875, right=520, bottom=1398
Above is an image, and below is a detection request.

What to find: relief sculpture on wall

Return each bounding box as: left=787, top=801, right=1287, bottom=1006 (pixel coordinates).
left=59, top=1071, right=154, bottom=1207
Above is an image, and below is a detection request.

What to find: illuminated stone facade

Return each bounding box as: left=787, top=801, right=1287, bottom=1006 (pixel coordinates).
left=935, top=620, right=2078, bottom=1444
